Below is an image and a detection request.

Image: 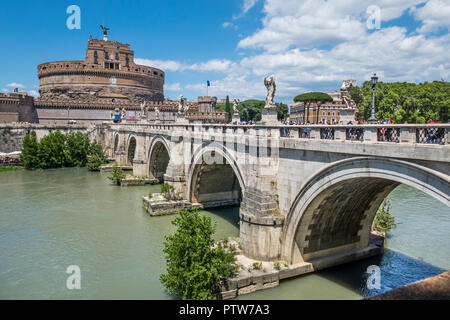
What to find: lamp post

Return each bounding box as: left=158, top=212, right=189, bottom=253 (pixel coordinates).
left=368, top=73, right=378, bottom=124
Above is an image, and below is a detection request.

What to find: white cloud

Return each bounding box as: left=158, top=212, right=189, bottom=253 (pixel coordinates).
left=238, top=0, right=425, bottom=52
left=135, top=58, right=186, bottom=72
left=189, top=59, right=237, bottom=73
left=6, top=82, right=25, bottom=89
left=413, top=0, right=450, bottom=33
left=164, top=83, right=182, bottom=91
left=1, top=88, right=8, bottom=93
left=233, top=0, right=260, bottom=20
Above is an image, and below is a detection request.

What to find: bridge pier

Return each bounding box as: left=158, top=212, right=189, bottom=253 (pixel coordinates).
left=240, top=189, right=285, bottom=261
left=132, top=134, right=148, bottom=177
left=239, top=129, right=285, bottom=261
left=114, top=133, right=127, bottom=165
left=164, top=134, right=187, bottom=197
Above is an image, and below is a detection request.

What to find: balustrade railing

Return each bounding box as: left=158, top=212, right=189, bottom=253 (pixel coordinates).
left=346, top=128, right=364, bottom=141
left=416, top=128, right=446, bottom=145
left=320, top=127, right=334, bottom=140
left=110, top=122, right=448, bottom=146
left=377, top=127, right=400, bottom=143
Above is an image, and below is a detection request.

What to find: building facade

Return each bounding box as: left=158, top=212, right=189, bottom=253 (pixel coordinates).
left=37, top=37, right=164, bottom=103
left=289, top=80, right=359, bottom=124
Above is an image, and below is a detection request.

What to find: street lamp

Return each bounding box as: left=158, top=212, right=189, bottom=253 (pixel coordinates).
left=368, top=73, right=378, bottom=124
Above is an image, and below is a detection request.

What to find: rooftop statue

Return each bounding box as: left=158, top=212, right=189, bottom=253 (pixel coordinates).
left=232, top=98, right=240, bottom=115
left=140, top=101, right=147, bottom=119
left=100, top=25, right=109, bottom=36
left=264, top=75, right=276, bottom=108
left=177, top=95, right=186, bottom=115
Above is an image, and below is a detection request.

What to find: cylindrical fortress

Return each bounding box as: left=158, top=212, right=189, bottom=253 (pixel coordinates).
left=37, top=38, right=164, bottom=102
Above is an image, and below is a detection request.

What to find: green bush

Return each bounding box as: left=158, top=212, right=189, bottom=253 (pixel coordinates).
left=20, top=131, right=106, bottom=170
left=37, top=131, right=67, bottom=169
left=374, top=200, right=397, bottom=232
left=160, top=210, right=236, bottom=300
left=21, top=131, right=40, bottom=169
left=161, top=183, right=180, bottom=200
left=65, top=131, right=90, bottom=167
left=107, top=165, right=125, bottom=185
left=86, top=154, right=104, bottom=171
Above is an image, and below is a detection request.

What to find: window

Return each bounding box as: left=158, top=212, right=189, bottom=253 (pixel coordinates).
left=94, top=51, right=98, bottom=64
left=125, top=53, right=129, bottom=67
left=105, top=51, right=109, bottom=60
left=115, top=52, right=119, bottom=60
left=104, top=62, right=120, bottom=70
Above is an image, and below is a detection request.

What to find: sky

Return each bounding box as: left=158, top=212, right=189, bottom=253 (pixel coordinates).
left=0, top=0, right=449, bottom=103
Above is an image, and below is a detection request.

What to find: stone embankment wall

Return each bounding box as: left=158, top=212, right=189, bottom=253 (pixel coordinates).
left=0, top=123, right=93, bottom=153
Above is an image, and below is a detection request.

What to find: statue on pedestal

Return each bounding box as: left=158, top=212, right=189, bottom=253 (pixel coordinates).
left=140, top=101, right=148, bottom=120
left=232, top=99, right=240, bottom=115
left=177, top=95, right=187, bottom=115
left=264, top=75, right=276, bottom=109
left=154, top=106, right=160, bottom=121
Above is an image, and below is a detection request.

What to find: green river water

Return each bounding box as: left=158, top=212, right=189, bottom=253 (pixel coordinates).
left=0, top=168, right=448, bottom=299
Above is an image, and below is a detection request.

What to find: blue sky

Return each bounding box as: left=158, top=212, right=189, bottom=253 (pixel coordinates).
left=0, top=0, right=449, bottom=103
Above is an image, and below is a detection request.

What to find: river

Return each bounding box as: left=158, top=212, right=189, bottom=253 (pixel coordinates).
left=0, top=168, right=448, bottom=299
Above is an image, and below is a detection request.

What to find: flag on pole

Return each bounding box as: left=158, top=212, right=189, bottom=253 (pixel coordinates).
left=207, top=80, right=210, bottom=87
left=13, top=88, right=18, bottom=92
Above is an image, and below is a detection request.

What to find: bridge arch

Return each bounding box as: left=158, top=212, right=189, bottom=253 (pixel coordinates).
left=282, top=156, right=450, bottom=265
left=187, top=142, right=246, bottom=207
left=126, top=134, right=137, bottom=165
left=147, top=135, right=170, bottom=182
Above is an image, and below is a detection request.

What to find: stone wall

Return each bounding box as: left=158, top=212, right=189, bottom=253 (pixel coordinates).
left=0, top=124, right=92, bottom=153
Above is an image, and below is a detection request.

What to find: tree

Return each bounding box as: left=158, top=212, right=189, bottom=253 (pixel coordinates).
left=293, top=92, right=333, bottom=124
left=108, top=165, right=125, bottom=185
left=356, top=81, right=450, bottom=123
left=374, top=200, right=397, bottom=233
left=37, top=131, right=67, bottom=168
left=65, top=131, right=90, bottom=167
left=160, top=210, right=236, bottom=300
left=224, top=96, right=232, bottom=123
left=21, top=131, right=40, bottom=169
left=86, top=154, right=104, bottom=171
left=239, top=99, right=265, bottom=122
left=276, top=102, right=289, bottom=121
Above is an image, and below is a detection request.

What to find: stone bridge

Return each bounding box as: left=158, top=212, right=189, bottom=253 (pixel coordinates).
left=97, top=123, right=450, bottom=269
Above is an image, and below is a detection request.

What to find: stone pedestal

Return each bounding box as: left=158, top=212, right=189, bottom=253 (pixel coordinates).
left=176, top=114, right=189, bottom=124
left=232, top=114, right=240, bottom=124
left=260, top=107, right=279, bottom=125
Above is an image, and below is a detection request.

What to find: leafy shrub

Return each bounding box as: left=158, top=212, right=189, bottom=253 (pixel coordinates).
left=21, top=131, right=40, bottom=169
left=20, top=131, right=106, bottom=170
left=65, top=132, right=90, bottom=167
left=86, top=154, right=104, bottom=171
left=273, top=262, right=281, bottom=270
left=160, top=210, right=236, bottom=300
left=37, top=131, right=67, bottom=169
left=252, top=262, right=262, bottom=270
left=374, top=200, right=397, bottom=232
left=161, top=183, right=181, bottom=200
left=108, top=165, right=125, bottom=185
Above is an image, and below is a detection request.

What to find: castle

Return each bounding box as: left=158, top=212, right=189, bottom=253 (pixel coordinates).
left=0, top=29, right=226, bottom=124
